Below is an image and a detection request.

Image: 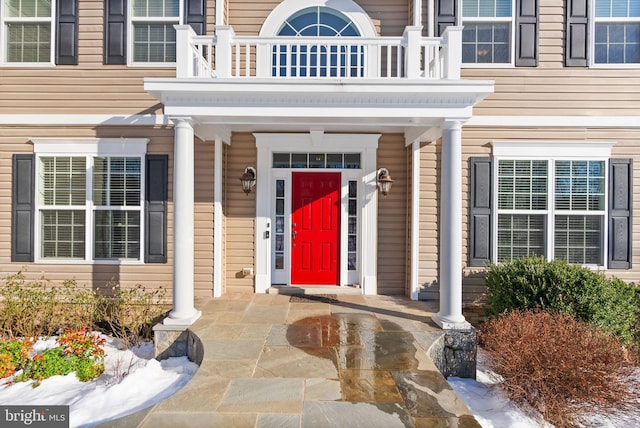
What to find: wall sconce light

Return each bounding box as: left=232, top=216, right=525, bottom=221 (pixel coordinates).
left=240, top=167, right=256, bottom=195
left=377, top=168, right=394, bottom=196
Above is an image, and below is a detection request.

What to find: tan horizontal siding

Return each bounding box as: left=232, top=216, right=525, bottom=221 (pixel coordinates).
left=224, top=133, right=256, bottom=293
left=454, top=127, right=640, bottom=303
left=0, top=0, right=216, bottom=115
left=208, top=0, right=217, bottom=33
left=357, top=0, right=409, bottom=36
left=3, top=1, right=637, bottom=116
left=228, top=0, right=280, bottom=35
left=0, top=68, right=172, bottom=114
left=0, top=126, right=176, bottom=296
left=228, top=0, right=408, bottom=36
left=0, top=126, right=217, bottom=300
left=466, top=0, right=640, bottom=116
left=194, top=138, right=215, bottom=298
left=417, top=140, right=439, bottom=299
left=377, top=134, right=408, bottom=295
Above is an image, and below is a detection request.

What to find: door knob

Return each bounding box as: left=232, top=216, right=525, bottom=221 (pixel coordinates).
left=292, top=230, right=297, bottom=238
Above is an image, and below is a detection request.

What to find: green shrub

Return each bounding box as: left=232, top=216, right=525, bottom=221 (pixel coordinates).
left=0, top=338, right=32, bottom=378
left=485, top=256, right=640, bottom=344
left=15, top=328, right=105, bottom=384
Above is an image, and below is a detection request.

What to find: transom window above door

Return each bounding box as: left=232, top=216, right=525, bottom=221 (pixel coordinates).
left=272, top=153, right=361, bottom=169
left=277, top=7, right=360, bottom=37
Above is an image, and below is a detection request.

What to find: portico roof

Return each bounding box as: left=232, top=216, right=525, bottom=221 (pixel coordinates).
left=144, top=77, right=494, bottom=143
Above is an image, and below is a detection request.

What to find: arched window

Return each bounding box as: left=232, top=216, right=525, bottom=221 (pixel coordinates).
left=272, top=7, right=364, bottom=77
left=277, top=7, right=360, bottom=37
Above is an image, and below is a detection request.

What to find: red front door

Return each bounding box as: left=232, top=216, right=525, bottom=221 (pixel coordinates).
left=291, top=172, right=341, bottom=285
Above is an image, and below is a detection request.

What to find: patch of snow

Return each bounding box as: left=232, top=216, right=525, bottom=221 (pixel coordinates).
left=448, top=349, right=640, bottom=428
left=0, top=335, right=198, bottom=428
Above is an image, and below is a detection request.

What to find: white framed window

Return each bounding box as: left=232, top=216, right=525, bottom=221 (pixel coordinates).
left=592, top=0, right=640, bottom=65
left=129, top=0, right=181, bottom=65
left=32, top=139, right=148, bottom=263
left=492, top=142, right=613, bottom=268
left=1, top=0, right=55, bottom=64
left=462, top=0, right=514, bottom=65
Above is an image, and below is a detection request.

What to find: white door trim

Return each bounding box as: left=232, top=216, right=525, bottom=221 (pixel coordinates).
left=253, top=132, right=380, bottom=294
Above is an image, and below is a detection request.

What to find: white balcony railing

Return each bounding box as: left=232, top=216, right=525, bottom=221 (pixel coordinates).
left=175, top=25, right=463, bottom=81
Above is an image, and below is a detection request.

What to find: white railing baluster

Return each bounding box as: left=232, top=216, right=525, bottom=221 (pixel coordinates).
left=244, top=44, right=249, bottom=76
left=295, top=43, right=300, bottom=77
left=177, top=30, right=454, bottom=80
left=285, top=43, right=291, bottom=77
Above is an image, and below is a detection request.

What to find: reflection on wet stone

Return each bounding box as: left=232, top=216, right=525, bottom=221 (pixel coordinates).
left=287, top=313, right=481, bottom=427
left=340, top=369, right=403, bottom=403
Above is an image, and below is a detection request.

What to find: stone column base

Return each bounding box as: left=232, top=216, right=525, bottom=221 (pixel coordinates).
left=153, top=323, right=203, bottom=364
left=428, top=327, right=477, bottom=379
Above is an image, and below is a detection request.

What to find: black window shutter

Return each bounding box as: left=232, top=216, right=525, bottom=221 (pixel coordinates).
left=436, top=0, right=459, bottom=36
left=104, top=0, right=127, bottom=64
left=12, top=154, right=35, bottom=262
left=469, top=157, right=492, bottom=267
left=515, top=0, right=538, bottom=66
left=145, top=155, right=168, bottom=263
left=185, top=0, right=206, bottom=35
left=608, top=159, right=632, bottom=269
left=56, top=0, right=79, bottom=65
left=566, top=0, right=589, bottom=66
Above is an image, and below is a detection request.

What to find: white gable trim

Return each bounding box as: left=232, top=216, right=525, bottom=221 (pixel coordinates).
left=259, top=0, right=378, bottom=37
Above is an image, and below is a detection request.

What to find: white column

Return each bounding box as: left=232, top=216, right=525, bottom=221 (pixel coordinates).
left=410, top=140, right=420, bottom=300
left=427, top=0, right=434, bottom=37
left=215, top=0, right=224, bottom=26
left=213, top=137, right=223, bottom=298
left=413, top=0, right=422, bottom=27
left=165, top=117, right=201, bottom=326
left=433, top=120, right=470, bottom=330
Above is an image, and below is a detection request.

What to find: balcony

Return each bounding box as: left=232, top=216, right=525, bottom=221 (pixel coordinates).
left=146, top=25, right=493, bottom=141
left=176, top=25, right=463, bottom=80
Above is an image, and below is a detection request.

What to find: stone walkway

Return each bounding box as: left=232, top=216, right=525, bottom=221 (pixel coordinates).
left=102, top=293, right=480, bottom=428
